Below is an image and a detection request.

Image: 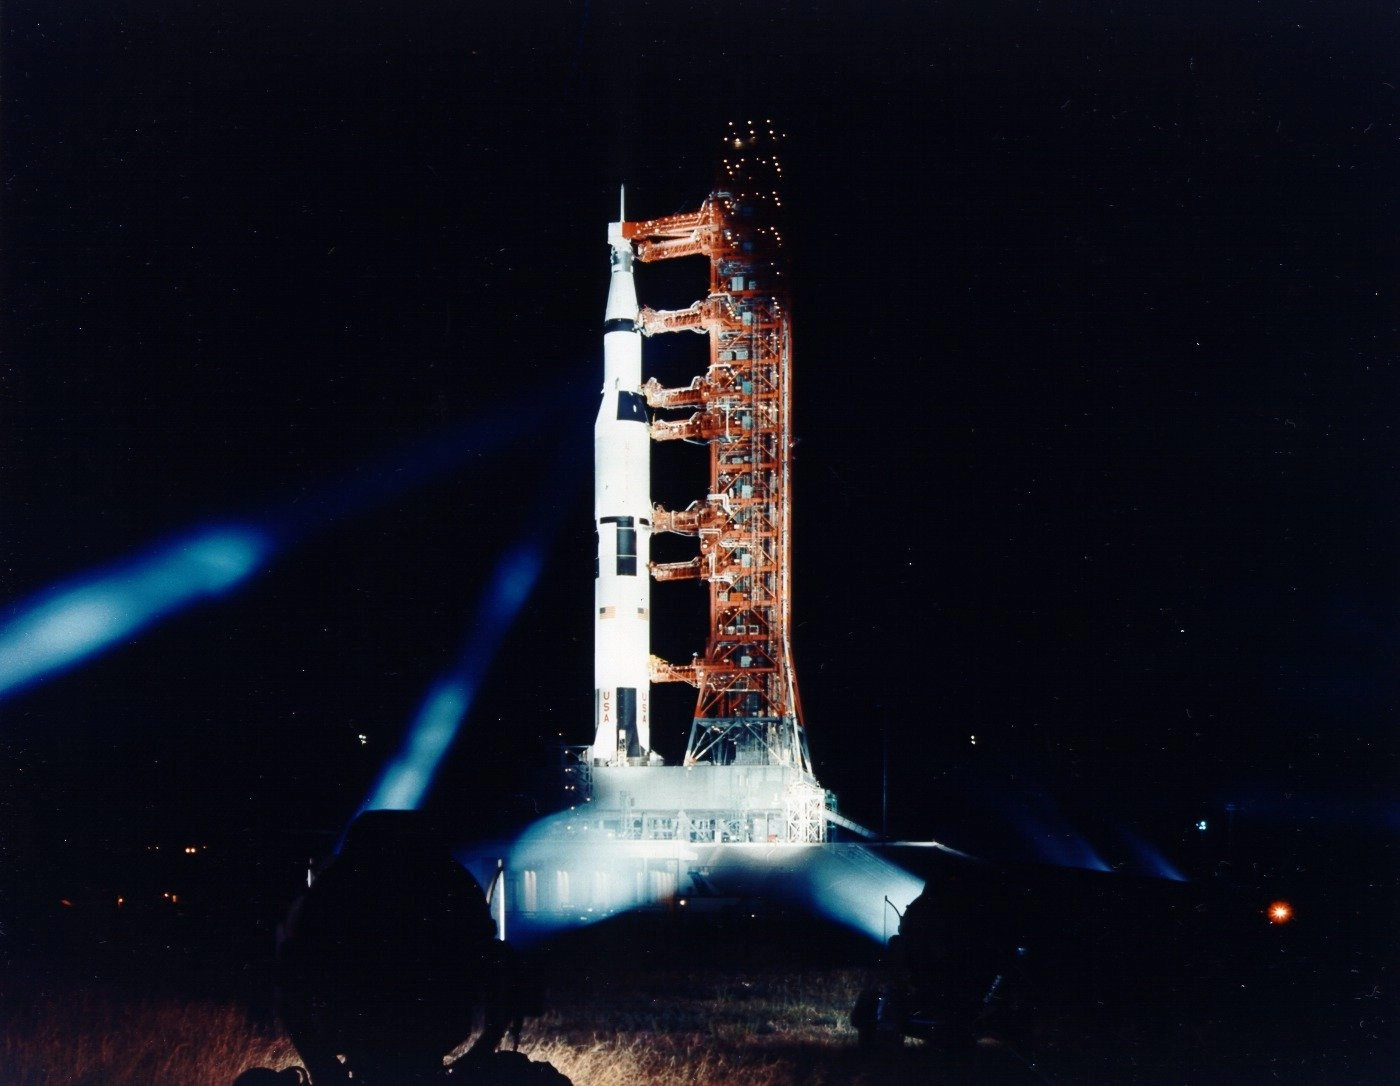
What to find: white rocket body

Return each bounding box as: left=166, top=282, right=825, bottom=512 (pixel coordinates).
left=592, top=205, right=653, bottom=765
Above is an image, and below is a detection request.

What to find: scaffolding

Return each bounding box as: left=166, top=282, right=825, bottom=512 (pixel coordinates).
left=623, top=121, right=812, bottom=780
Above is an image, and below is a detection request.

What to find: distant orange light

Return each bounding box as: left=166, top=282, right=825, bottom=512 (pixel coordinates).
left=1268, top=900, right=1294, bottom=924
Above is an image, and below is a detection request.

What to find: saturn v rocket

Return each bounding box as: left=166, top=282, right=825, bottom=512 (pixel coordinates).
left=591, top=193, right=655, bottom=766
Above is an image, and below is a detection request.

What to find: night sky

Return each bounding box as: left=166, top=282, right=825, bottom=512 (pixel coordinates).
left=2, top=1, right=1395, bottom=915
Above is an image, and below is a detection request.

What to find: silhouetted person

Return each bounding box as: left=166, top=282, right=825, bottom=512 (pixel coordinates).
left=896, top=869, right=1005, bottom=990
left=855, top=864, right=1030, bottom=1054
left=269, top=809, right=567, bottom=1085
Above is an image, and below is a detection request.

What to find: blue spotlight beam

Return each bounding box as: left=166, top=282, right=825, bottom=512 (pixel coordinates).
left=0, top=376, right=591, bottom=706
left=357, top=439, right=588, bottom=817
left=272, top=376, right=591, bottom=547
left=359, top=542, right=548, bottom=813
left=0, top=525, right=271, bottom=700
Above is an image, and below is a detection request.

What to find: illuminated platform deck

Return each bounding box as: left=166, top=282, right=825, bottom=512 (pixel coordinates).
left=458, top=762, right=924, bottom=945
left=578, top=763, right=830, bottom=845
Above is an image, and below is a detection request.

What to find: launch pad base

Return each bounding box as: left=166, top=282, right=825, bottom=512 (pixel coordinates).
left=580, top=764, right=829, bottom=846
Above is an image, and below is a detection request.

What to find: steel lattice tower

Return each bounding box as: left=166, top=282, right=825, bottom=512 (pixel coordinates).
left=623, top=122, right=812, bottom=777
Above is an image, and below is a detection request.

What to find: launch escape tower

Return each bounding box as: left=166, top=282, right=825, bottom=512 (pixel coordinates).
left=586, top=122, right=829, bottom=845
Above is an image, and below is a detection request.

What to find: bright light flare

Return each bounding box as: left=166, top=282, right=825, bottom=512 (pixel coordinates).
left=0, top=525, right=270, bottom=700
left=462, top=816, right=931, bottom=949
left=459, top=810, right=700, bottom=945
left=803, top=846, right=925, bottom=942
left=1268, top=900, right=1294, bottom=924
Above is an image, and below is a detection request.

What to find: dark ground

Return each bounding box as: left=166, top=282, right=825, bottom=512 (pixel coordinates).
left=14, top=834, right=1393, bottom=1083
left=537, top=850, right=1396, bottom=1083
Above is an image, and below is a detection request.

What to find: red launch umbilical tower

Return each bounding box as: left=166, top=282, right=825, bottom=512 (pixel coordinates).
left=623, top=121, right=812, bottom=776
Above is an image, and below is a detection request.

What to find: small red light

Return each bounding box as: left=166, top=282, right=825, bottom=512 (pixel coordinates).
left=1267, top=900, right=1293, bottom=924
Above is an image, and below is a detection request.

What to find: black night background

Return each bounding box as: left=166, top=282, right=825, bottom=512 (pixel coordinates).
left=2, top=1, right=1396, bottom=1081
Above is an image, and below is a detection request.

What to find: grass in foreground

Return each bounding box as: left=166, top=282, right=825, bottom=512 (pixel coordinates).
left=0, top=967, right=874, bottom=1086
left=0, top=980, right=302, bottom=1086
left=505, top=967, right=873, bottom=1086
left=17, top=962, right=1379, bottom=1085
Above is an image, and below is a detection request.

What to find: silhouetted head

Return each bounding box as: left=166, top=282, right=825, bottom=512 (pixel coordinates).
left=277, top=809, right=497, bottom=1082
